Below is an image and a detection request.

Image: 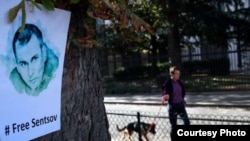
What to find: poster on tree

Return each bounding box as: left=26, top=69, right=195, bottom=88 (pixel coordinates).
left=0, top=0, right=71, bottom=140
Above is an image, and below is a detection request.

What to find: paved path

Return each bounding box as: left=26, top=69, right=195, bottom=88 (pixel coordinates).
left=104, top=91, right=250, bottom=108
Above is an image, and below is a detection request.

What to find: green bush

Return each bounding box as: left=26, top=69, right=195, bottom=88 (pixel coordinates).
left=105, top=85, right=152, bottom=94
left=113, top=62, right=170, bottom=81
left=156, top=73, right=168, bottom=88
left=157, top=62, right=170, bottom=73
left=113, top=65, right=152, bottom=81
left=209, top=58, right=230, bottom=75
left=182, top=58, right=230, bottom=76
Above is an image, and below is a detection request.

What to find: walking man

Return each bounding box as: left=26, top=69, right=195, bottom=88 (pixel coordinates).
left=161, top=66, right=190, bottom=141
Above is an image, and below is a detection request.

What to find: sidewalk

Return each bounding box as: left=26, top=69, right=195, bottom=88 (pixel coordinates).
left=104, top=91, right=250, bottom=108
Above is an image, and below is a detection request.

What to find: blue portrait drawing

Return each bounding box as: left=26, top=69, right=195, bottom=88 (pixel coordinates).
left=0, top=1, right=70, bottom=140
left=9, top=23, right=59, bottom=96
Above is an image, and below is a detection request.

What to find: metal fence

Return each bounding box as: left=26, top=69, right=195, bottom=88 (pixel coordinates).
left=102, top=49, right=250, bottom=75
left=101, top=48, right=250, bottom=93
left=107, top=110, right=250, bottom=141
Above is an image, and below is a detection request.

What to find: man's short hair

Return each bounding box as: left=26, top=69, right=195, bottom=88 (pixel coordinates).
left=169, top=66, right=180, bottom=75
left=12, top=24, right=43, bottom=57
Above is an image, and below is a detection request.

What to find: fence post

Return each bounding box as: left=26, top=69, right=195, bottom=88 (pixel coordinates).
left=137, top=112, right=143, bottom=141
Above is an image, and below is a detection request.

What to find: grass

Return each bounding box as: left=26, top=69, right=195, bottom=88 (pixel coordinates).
left=104, top=75, right=250, bottom=94
left=184, top=75, right=250, bottom=92
left=104, top=78, right=157, bottom=94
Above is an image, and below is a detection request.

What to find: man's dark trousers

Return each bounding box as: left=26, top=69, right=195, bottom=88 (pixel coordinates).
left=168, top=102, right=190, bottom=141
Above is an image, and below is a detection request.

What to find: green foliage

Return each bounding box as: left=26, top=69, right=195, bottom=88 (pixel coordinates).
left=41, top=0, right=54, bottom=10
left=8, top=0, right=55, bottom=33
left=20, top=0, right=26, bottom=32
left=70, top=0, right=80, bottom=4
left=157, top=62, right=170, bottom=72
left=98, top=0, right=166, bottom=70
left=8, top=0, right=26, bottom=32
left=8, top=1, right=22, bottom=23
left=131, top=0, right=163, bottom=28
left=117, top=0, right=128, bottom=8
left=179, top=0, right=250, bottom=47
left=30, top=0, right=42, bottom=10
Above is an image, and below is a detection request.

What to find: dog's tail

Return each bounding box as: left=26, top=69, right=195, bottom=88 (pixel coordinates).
left=116, top=125, right=126, bottom=132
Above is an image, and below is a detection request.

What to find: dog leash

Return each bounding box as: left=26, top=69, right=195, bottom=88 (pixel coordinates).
left=148, top=102, right=165, bottom=132
left=153, top=102, right=165, bottom=124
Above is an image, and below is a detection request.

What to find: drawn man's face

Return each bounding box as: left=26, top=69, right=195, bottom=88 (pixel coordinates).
left=15, top=35, right=46, bottom=90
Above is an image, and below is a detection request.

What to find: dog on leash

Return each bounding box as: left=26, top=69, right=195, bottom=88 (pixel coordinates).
left=116, top=121, right=156, bottom=141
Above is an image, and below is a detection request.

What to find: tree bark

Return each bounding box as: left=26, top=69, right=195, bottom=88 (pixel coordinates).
left=151, top=35, right=158, bottom=74
left=32, top=0, right=111, bottom=140
left=33, top=45, right=111, bottom=141
left=167, top=0, right=182, bottom=69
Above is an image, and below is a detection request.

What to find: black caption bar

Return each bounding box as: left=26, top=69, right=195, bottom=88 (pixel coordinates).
left=172, top=125, right=250, bottom=141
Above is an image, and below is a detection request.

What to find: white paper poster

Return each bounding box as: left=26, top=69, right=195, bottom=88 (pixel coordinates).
left=0, top=0, right=71, bottom=140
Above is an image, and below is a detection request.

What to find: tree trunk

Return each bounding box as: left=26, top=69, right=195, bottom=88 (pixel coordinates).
left=32, top=0, right=111, bottom=140
left=159, top=0, right=169, bottom=63
left=158, top=35, right=168, bottom=63
left=113, top=54, right=117, bottom=71
left=167, top=0, right=182, bottom=69
left=33, top=45, right=111, bottom=141
left=151, top=35, right=158, bottom=74
left=234, top=0, right=242, bottom=69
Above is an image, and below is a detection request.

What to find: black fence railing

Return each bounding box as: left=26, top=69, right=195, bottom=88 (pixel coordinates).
left=102, top=49, right=250, bottom=93
left=107, top=111, right=250, bottom=141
